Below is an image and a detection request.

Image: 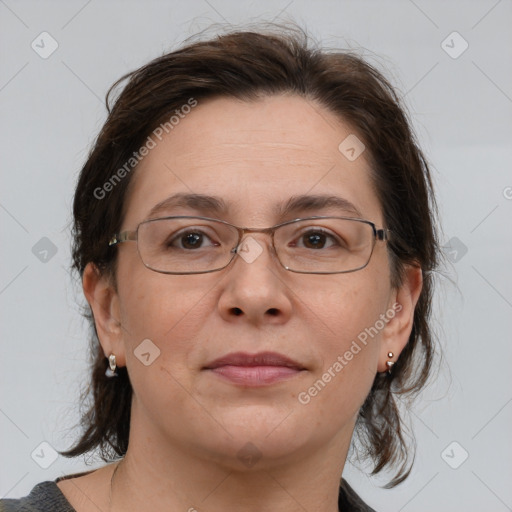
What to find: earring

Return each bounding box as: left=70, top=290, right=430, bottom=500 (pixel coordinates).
left=105, top=353, right=118, bottom=378
left=386, top=352, right=395, bottom=375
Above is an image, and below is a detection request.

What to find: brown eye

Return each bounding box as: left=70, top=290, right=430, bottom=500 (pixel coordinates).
left=180, top=232, right=204, bottom=249
left=165, top=229, right=220, bottom=250
left=292, top=229, right=341, bottom=250
left=302, top=232, right=329, bottom=249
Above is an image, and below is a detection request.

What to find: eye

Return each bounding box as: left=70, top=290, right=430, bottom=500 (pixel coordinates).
left=292, top=229, right=342, bottom=250
left=166, top=229, right=220, bottom=250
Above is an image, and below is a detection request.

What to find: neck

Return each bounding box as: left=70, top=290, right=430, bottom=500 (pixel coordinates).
left=105, top=394, right=359, bottom=512
left=108, top=432, right=352, bottom=512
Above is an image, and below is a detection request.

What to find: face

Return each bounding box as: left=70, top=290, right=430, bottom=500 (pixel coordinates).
left=87, top=94, right=417, bottom=470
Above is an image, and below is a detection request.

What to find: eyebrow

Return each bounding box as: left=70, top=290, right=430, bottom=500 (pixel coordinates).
left=146, top=193, right=363, bottom=221
left=277, top=194, right=363, bottom=219
left=147, top=193, right=230, bottom=219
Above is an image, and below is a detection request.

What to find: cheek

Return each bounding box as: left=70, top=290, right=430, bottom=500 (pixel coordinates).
left=299, top=270, right=389, bottom=408
left=115, top=271, right=215, bottom=424
left=308, top=268, right=389, bottom=343
left=116, top=262, right=211, bottom=371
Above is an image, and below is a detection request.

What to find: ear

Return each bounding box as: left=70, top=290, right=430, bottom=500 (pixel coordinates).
left=82, top=262, right=126, bottom=367
left=378, top=264, right=423, bottom=373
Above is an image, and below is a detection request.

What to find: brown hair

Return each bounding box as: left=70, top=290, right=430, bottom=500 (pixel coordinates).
left=60, top=25, right=440, bottom=488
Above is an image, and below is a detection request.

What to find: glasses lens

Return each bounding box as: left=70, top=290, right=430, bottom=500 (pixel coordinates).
left=274, top=218, right=375, bottom=273
left=137, top=217, right=238, bottom=273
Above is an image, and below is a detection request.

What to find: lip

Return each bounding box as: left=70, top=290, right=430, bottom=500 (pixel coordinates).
left=203, top=351, right=306, bottom=386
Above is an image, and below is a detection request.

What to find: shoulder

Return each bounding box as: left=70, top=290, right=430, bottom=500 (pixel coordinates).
left=339, top=478, right=378, bottom=512
left=0, top=481, right=75, bottom=512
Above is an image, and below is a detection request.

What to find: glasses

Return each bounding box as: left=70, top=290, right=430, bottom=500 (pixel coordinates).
left=108, top=215, right=390, bottom=275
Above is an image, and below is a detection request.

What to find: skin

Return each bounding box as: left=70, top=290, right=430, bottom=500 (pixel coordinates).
left=57, top=94, right=422, bottom=512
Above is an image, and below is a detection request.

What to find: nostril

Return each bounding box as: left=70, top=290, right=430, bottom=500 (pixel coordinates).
left=232, top=307, right=243, bottom=316
left=267, top=308, right=279, bottom=316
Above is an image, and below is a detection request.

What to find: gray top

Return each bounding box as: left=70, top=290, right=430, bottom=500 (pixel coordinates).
left=0, top=476, right=376, bottom=511
left=0, top=482, right=75, bottom=512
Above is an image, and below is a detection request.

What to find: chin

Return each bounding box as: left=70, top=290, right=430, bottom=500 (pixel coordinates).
left=190, top=409, right=317, bottom=469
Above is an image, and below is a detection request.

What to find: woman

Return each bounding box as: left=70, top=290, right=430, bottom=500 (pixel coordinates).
left=1, top=26, right=439, bottom=512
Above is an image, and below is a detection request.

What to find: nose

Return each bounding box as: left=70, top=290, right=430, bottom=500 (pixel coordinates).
left=217, top=233, right=293, bottom=325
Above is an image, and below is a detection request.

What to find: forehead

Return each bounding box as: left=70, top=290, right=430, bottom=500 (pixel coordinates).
left=121, top=94, right=382, bottom=228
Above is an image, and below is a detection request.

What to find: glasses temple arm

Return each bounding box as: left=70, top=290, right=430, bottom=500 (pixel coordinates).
left=109, top=231, right=137, bottom=246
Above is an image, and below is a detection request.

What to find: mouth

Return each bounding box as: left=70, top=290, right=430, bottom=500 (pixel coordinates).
left=203, top=351, right=306, bottom=386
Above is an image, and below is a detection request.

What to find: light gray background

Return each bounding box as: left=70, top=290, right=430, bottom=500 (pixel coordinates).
left=1, top=1, right=511, bottom=511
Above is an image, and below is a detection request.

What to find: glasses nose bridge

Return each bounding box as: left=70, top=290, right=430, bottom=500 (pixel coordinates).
left=236, top=225, right=278, bottom=252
